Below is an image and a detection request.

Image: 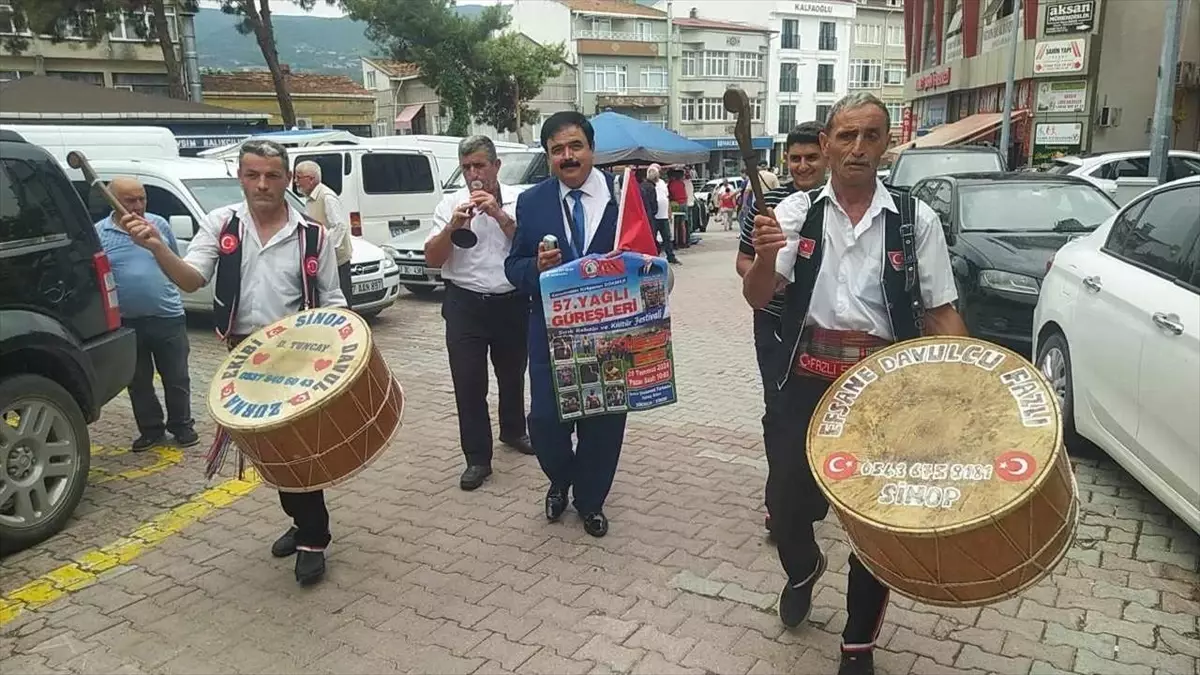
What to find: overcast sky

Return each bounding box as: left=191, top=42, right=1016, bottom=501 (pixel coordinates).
left=196, top=1, right=510, bottom=18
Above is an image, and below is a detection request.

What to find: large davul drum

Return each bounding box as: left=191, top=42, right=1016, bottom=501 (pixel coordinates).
left=807, top=336, right=1077, bottom=607
left=208, top=307, right=404, bottom=491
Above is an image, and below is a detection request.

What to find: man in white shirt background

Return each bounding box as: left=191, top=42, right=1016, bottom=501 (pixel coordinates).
left=425, top=135, right=534, bottom=492
left=294, top=161, right=353, bottom=304
left=743, top=93, right=968, bottom=675
left=122, top=139, right=347, bottom=588
left=646, top=164, right=681, bottom=265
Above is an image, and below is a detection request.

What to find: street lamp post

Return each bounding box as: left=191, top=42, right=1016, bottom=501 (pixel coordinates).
left=1148, top=0, right=1185, bottom=183
left=999, top=0, right=1022, bottom=168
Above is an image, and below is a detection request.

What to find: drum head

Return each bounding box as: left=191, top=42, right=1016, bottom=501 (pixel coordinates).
left=208, top=308, right=372, bottom=432
left=807, top=336, right=1062, bottom=536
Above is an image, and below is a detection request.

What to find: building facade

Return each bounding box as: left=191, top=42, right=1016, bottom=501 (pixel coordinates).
left=668, top=0, right=856, bottom=164
left=848, top=0, right=906, bottom=141
left=672, top=14, right=772, bottom=176
left=202, top=70, right=374, bottom=135
left=902, top=0, right=1200, bottom=165
left=0, top=1, right=196, bottom=98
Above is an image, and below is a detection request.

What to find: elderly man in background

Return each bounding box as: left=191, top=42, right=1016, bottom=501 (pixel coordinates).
left=647, top=164, right=681, bottom=265
left=295, top=160, right=354, bottom=304
left=94, top=176, right=197, bottom=452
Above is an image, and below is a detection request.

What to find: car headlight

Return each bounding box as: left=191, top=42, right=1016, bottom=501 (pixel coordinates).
left=380, top=247, right=398, bottom=269
left=979, top=269, right=1040, bottom=295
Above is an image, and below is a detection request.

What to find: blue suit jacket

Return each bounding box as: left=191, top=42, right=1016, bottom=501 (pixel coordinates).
left=505, top=173, right=619, bottom=419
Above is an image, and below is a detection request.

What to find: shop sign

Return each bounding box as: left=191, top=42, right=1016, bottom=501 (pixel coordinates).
left=794, top=2, right=835, bottom=13
left=901, top=106, right=914, bottom=143
left=981, top=13, right=1017, bottom=53
left=1033, top=122, right=1083, bottom=164
left=176, top=135, right=248, bottom=150
left=1044, top=1, right=1094, bottom=36
left=1036, top=79, right=1088, bottom=113
left=943, top=33, right=963, bottom=62
left=917, top=68, right=953, bottom=92
left=1034, top=39, right=1086, bottom=74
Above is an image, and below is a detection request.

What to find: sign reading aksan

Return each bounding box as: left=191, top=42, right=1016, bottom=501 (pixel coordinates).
left=1044, top=1, right=1094, bottom=36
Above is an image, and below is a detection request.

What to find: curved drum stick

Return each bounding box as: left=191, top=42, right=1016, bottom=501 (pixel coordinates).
left=722, top=87, right=768, bottom=212
left=66, top=150, right=129, bottom=220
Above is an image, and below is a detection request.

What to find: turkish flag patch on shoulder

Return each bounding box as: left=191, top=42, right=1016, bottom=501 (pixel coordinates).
left=888, top=250, right=904, bottom=271
left=798, top=237, right=816, bottom=258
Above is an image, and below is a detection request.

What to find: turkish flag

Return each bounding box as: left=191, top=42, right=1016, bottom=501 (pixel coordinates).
left=613, top=167, right=660, bottom=257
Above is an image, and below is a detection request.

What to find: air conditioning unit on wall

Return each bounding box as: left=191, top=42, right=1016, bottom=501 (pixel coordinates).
left=1095, top=106, right=1121, bottom=128
left=296, top=118, right=313, bottom=130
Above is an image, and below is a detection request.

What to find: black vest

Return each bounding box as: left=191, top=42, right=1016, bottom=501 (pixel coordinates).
left=774, top=187, right=925, bottom=388
left=214, top=212, right=322, bottom=339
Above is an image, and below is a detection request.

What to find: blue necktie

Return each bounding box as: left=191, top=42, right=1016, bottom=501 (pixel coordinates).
left=568, top=189, right=586, bottom=257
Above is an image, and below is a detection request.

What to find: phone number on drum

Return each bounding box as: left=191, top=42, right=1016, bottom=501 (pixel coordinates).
left=856, top=461, right=994, bottom=482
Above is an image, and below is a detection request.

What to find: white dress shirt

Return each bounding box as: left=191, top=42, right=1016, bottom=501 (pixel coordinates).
left=653, top=179, right=670, bottom=219
left=558, top=168, right=612, bottom=253
left=185, top=201, right=348, bottom=335
left=426, top=183, right=521, bottom=294
left=773, top=178, right=957, bottom=341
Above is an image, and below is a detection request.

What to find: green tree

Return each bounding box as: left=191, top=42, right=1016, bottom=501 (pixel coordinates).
left=470, top=33, right=564, bottom=143
left=2, top=0, right=196, bottom=100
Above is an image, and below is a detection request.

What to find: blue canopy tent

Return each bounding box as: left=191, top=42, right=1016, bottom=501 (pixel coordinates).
left=589, top=112, right=710, bottom=166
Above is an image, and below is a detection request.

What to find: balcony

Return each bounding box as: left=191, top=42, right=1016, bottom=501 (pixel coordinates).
left=595, top=93, right=668, bottom=109
left=574, top=30, right=662, bottom=43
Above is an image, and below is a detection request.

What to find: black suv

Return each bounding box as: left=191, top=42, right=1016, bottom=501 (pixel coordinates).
left=0, top=130, right=137, bottom=553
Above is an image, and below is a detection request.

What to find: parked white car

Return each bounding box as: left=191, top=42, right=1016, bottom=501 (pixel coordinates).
left=1046, top=150, right=1200, bottom=200
left=1033, top=176, right=1200, bottom=533
left=695, top=176, right=745, bottom=208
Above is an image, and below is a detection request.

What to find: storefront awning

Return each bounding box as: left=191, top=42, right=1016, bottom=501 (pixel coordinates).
left=394, top=104, right=423, bottom=130
left=888, top=110, right=1029, bottom=157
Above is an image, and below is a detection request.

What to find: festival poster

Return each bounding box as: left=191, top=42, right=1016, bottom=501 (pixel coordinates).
left=540, top=252, right=676, bottom=422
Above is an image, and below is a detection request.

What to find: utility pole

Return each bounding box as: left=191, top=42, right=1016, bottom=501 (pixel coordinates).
left=666, top=0, right=675, bottom=131
left=999, top=0, right=1022, bottom=168
left=514, top=76, right=524, bottom=144
left=1148, top=0, right=1184, bottom=184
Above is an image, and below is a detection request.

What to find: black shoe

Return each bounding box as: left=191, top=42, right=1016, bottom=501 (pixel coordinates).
left=173, top=429, right=200, bottom=448
left=545, top=485, right=569, bottom=521
left=669, top=258, right=682, bottom=265
left=838, top=650, right=874, bottom=675
left=778, top=550, right=827, bottom=628
left=131, top=433, right=164, bottom=452
left=271, top=527, right=298, bottom=558
left=500, top=434, right=535, bottom=455
left=581, top=511, right=608, bottom=537
left=460, top=465, right=492, bottom=491
left=294, top=549, right=325, bottom=586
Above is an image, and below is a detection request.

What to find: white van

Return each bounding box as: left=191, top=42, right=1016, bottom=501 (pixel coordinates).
left=199, top=129, right=362, bottom=161
left=76, top=158, right=401, bottom=317
left=361, top=135, right=528, bottom=190
left=0, top=124, right=179, bottom=180
left=288, top=145, right=442, bottom=248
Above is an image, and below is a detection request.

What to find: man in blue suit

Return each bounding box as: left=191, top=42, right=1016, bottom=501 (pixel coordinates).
left=504, top=111, right=626, bottom=538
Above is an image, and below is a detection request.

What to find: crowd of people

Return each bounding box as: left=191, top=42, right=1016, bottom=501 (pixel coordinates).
left=97, top=92, right=970, bottom=675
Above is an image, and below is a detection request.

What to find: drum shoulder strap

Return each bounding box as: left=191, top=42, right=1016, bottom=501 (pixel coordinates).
left=890, top=190, right=925, bottom=333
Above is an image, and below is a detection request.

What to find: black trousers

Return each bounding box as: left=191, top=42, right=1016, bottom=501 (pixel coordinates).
left=337, top=261, right=353, bottom=307
left=653, top=218, right=677, bottom=261
left=228, top=334, right=330, bottom=550
left=442, top=282, right=530, bottom=467
left=764, top=374, right=891, bottom=649
left=125, top=315, right=194, bottom=438
left=752, top=310, right=783, bottom=409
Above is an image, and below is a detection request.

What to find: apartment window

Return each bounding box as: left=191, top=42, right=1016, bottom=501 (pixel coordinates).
left=112, top=72, right=170, bottom=97
left=640, top=114, right=667, bottom=128
left=110, top=9, right=177, bottom=42
left=779, top=63, right=799, bottom=92
left=680, top=97, right=697, bottom=122
left=583, top=64, right=627, bottom=93
left=589, top=17, right=612, bottom=33
left=681, top=51, right=698, bottom=76
left=888, top=0, right=901, bottom=6
left=817, top=63, right=835, bottom=92
left=886, top=102, right=904, bottom=126
left=819, top=22, right=837, bottom=51
left=636, top=21, right=654, bottom=40
left=365, top=71, right=377, bottom=88
left=45, top=71, right=104, bottom=86
left=752, top=97, right=763, bottom=121
left=700, top=97, right=727, bottom=121
left=640, top=65, right=668, bottom=93
left=781, top=18, right=800, bottom=49
left=884, top=62, right=905, bottom=85
left=849, top=59, right=881, bottom=88
left=735, top=52, right=764, bottom=79
left=887, top=24, right=905, bottom=46
left=816, top=104, right=832, bottom=124
left=703, top=51, right=730, bottom=77
left=855, top=24, right=881, bottom=45
left=0, top=4, right=29, bottom=35
left=778, top=104, right=797, bottom=134
left=945, top=0, right=964, bottom=38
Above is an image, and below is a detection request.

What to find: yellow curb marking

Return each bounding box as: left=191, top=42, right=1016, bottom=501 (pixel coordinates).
left=88, top=444, right=183, bottom=485
left=0, top=470, right=261, bottom=628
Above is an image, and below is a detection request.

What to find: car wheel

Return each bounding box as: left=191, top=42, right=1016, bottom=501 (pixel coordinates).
left=1035, top=332, right=1080, bottom=447
left=404, top=284, right=437, bottom=296
left=0, top=374, right=91, bottom=555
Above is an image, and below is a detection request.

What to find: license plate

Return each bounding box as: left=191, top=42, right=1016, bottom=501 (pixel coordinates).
left=353, top=279, right=384, bottom=295
left=398, top=265, right=425, bottom=276
left=389, top=223, right=405, bottom=238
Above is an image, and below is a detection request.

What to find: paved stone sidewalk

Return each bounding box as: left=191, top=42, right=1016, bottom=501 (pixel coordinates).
left=2, top=231, right=1197, bottom=675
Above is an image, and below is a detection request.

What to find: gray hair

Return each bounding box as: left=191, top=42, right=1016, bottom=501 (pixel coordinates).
left=646, top=166, right=660, bottom=181
left=458, top=134, right=498, bottom=162
left=824, top=92, right=891, bottom=132
left=238, top=139, right=290, bottom=170
left=295, top=160, right=322, bottom=181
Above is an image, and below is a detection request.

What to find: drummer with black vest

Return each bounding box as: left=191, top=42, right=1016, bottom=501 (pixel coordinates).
left=121, top=139, right=347, bottom=587
left=743, top=93, right=968, bottom=675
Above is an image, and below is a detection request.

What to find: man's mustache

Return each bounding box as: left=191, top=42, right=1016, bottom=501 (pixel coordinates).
left=559, top=159, right=581, bottom=169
